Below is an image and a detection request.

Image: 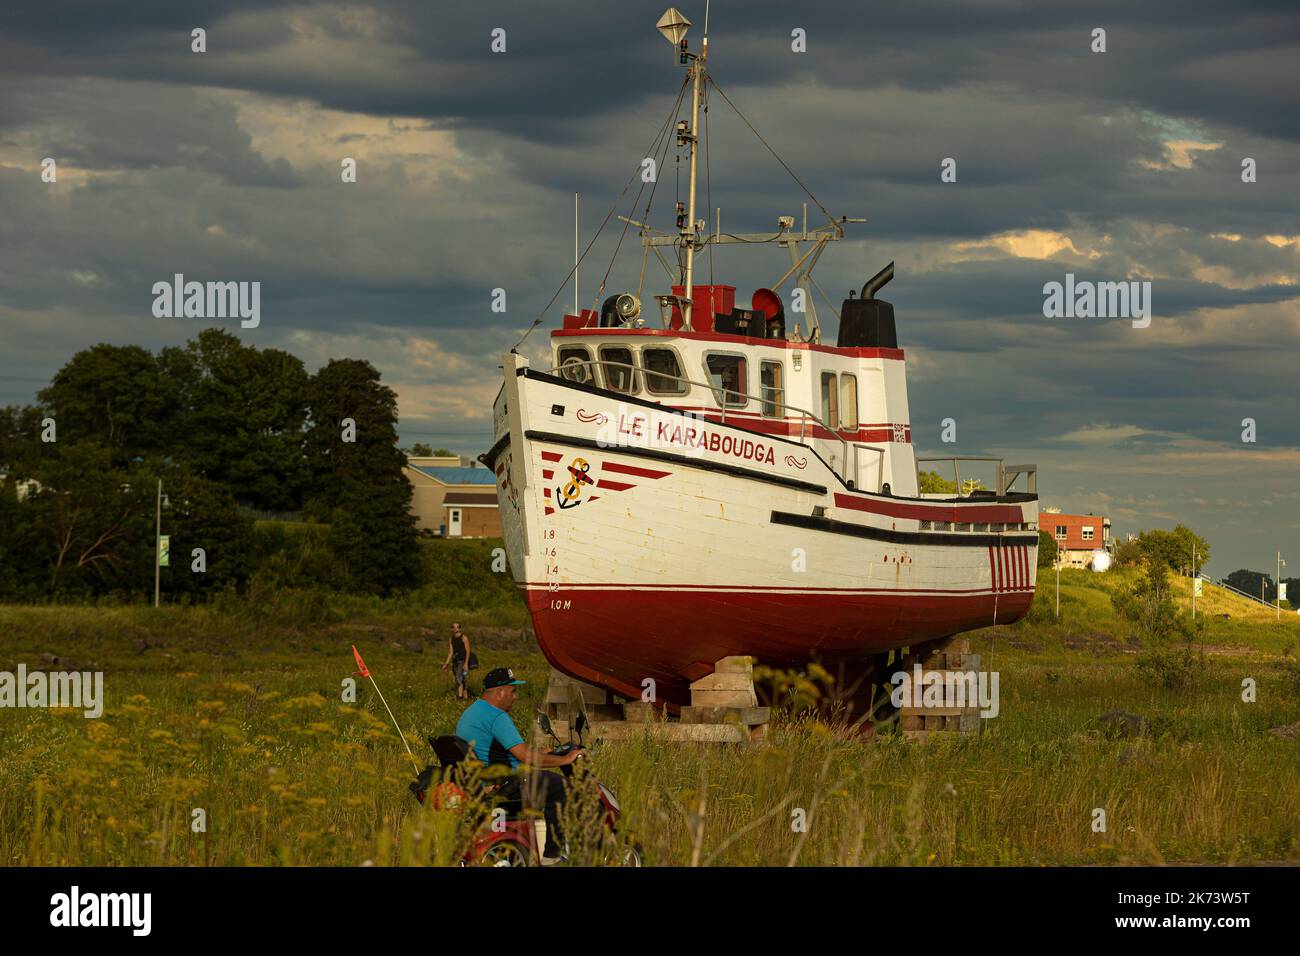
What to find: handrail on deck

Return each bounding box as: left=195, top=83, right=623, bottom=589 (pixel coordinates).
left=915, top=456, right=1038, bottom=498
left=542, top=357, right=852, bottom=484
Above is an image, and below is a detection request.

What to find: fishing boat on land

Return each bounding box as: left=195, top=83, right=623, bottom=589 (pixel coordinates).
left=482, top=7, right=1039, bottom=716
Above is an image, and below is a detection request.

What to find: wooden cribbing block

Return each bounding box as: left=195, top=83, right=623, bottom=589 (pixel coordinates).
left=678, top=705, right=770, bottom=726
left=545, top=669, right=611, bottom=706
left=690, top=688, right=759, bottom=708
left=622, top=701, right=666, bottom=723
left=691, top=672, right=756, bottom=692
left=588, top=721, right=750, bottom=744
left=713, top=656, right=754, bottom=674
left=894, top=647, right=987, bottom=740
left=919, top=652, right=980, bottom=671
left=690, top=660, right=758, bottom=708
left=898, top=705, right=979, bottom=717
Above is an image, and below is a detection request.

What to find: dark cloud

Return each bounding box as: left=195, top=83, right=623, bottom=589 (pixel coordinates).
left=1, top=0, right=1297, bottom=573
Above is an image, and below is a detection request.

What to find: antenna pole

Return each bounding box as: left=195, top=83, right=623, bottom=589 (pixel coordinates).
left=574, top=193, right=579, bottom=315
left=683, top=41, right=705, bottom=328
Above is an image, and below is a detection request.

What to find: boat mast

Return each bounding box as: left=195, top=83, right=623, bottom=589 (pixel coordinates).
left=646, top=6, right=866, bottom=339
left=658, top=7, right=704, bottom=330
left=683, top=22, right=707, bottom=330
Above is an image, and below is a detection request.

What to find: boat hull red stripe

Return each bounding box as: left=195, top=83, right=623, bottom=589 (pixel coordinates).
left=834, top=492, right=1024, bottom=523
left=541, top=451, right=563, bottom=462
left=595, top=478, right=635, bottom=491
left=525, top=587, right=1032, bottom=708
left=522, top=580, right=1022, bottom=594
left=601, top=460, right=671, bottom=479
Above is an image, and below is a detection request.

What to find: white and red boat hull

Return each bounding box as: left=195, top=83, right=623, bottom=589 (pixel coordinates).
left=488, top=354, right=1038, bottom=709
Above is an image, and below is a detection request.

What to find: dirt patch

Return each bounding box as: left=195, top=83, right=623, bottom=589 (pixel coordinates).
left=1062, top=631, right=1137, bottom=654
left=1268, top=721, right=1300, bottom=740
left=1199, top=644, right=1255, bottom=657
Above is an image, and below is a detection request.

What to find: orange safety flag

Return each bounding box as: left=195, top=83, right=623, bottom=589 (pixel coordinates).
left=351, top=644, right=370, bottom=678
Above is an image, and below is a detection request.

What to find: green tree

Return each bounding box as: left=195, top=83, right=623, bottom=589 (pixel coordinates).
left=917, top=470, right=985, bottom=495
left=918, top=470, right=955, bottom=494
left=1113, top=557, right=1204, bottom=690
left=168, top=329, right=310, bottom=511
left=0, top=404, right=53, bottom=477
left=404, top=442, right=434, bottom=457
left=135, top=459, right=256, bottom=601
left=0, top=465, right=48, bottom=598
left=38, top=344, right=178, bottom=463
left=431, top=447, right=454, bottom=457
left=304, top=359, right=420, bottom=594
left=1226, top=568, right=1273, bottom=601
left=1113, top=536, right=1143, bottom=568
left=1036, top=530, right=1058, bottom=568
left=1135, top=525, right=1210, bottom=574
left=17, top=442, right=154, bottom=596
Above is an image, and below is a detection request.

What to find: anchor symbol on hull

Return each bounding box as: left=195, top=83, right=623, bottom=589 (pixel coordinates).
left=556, top=457, right=593, bottom=509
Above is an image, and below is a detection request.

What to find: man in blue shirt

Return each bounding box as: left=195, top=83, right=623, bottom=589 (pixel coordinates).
left=455, top=667, right=582, bottom=863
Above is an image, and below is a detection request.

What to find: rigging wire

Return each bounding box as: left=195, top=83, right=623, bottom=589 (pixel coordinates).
left=635, top=84, right=688, bottom=300
left=511, top=73, right=690, bottom=351
left=703, top=73, right=713, bottom=289
left=592, top=74, right=690, bottom=315
left=707, top=77, right=838, bottom=229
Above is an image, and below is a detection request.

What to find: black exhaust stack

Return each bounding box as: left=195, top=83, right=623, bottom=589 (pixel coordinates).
left=861, top=261, right=894, bottom=300
left=838, top=261, right=897, bottom=349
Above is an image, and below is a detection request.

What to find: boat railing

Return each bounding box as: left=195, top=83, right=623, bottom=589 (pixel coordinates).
left=543, top=357, right=851, bottom=483
left=916, top=456, right=1038, bottom=498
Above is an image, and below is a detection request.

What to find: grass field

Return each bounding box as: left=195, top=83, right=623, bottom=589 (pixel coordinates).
left=2, top=557, right=1298, bottom=866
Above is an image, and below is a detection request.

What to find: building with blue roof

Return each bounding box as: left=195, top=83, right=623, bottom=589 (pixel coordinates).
left=403, top=456, right=501, bottom=537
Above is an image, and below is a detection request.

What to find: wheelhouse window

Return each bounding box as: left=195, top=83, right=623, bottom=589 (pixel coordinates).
left=705, top=353, right=747, bottom=407
left=1082, top=526, right=1094, bottom=541
left=760, top=361, right=784, bottom=417
left=820, top=372, right=839, bottom=428
left=1055, top=525, right=1067, bottom=539
left=642, top=347, right=688, bottom=395
left=839, top=374, right=859, bottom=430
left=598, top=346, right=638, bottom=394
left=557, top=346, right=593, bottom=384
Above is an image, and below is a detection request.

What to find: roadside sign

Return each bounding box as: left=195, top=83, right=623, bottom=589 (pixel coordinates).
left=1192, top=578, right=1202, bottom=597
left=159, top=535, right=170, bottom=567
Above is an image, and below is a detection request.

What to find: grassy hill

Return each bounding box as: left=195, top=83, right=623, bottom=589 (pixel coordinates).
left=986, top=565, right=1300, bottom=657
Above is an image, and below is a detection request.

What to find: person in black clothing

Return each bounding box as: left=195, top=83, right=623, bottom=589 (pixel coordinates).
left=441, top=622, right=471, bottom=700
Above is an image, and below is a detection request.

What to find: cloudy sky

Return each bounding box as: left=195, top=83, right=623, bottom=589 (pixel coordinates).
left=2, top=1, right=1297, bottom=576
